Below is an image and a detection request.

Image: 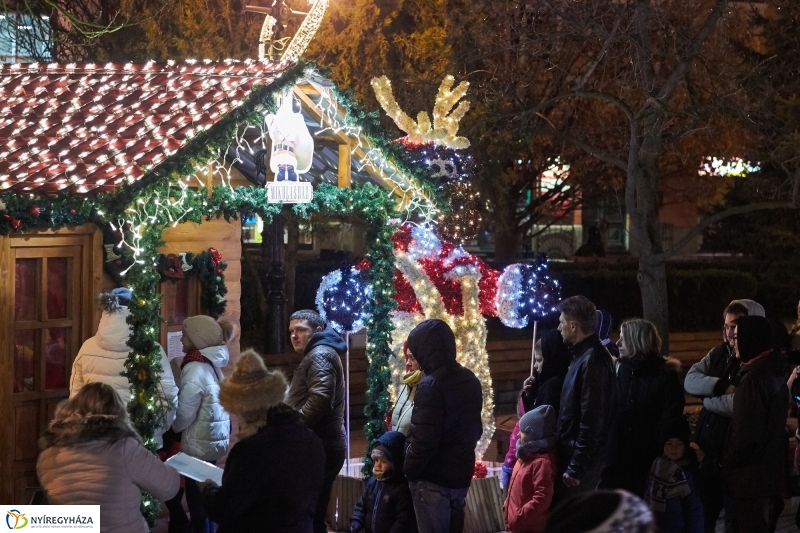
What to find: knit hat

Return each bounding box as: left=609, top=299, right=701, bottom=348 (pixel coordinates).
left=371, top=444, right=394, bottom=466
left=730, top=299, right=765, bottom=318
left=661, top=416, right=691, bottom=448
left=735, top=315, right=773, bottom=362
left=218, top=349, right=287, bottom=437
left=517, top=405, right=557, bottom=455
left=183, top=315, right=226, bottom=350
left=548, top=490, right=654, bottom=533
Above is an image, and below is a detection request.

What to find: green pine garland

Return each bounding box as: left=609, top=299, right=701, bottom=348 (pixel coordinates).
left=157, top=249, right=229, bottom=319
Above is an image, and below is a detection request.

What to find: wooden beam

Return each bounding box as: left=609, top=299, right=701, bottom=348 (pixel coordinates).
left=0, top=235, right=12, bottom=503
left=338, top=143, right=351, bottom=189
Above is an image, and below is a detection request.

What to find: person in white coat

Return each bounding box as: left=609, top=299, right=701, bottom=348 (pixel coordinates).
left=38, top=382, right=180, bottom=533
left=69, top=287, right=179, bottom=448
left=172, top=315, right=232, bottom=533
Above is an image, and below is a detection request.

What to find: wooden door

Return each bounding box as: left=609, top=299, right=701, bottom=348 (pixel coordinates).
left=0, top=229, right=101, bottom=504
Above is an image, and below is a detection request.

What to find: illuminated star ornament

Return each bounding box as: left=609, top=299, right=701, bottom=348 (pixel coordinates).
left=495, top=258, right=561, bottom=328
left=316, top=262, right=371, bottom=334
left=372, top=75, right=482, bottom=243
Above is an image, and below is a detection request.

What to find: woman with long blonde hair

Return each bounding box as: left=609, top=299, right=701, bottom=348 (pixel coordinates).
left=37, top=382, right=179, bottom=533
left=601, top=319, right=685, bottom=496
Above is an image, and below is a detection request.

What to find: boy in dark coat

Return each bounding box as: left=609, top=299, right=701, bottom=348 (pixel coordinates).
left=351, top=431, right=417, bottom=533
left=645, top=416, right=704, bottom=533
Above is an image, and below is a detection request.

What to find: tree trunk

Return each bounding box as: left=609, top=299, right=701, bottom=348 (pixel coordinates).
left=628, top=119, right=671, bottom=354
left=493, top=225, right=523, bottom=263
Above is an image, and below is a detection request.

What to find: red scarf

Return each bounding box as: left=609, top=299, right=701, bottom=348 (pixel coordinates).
left=742, top=349, right=772, bottom=366
left=181, top=349, right=212, bottom=370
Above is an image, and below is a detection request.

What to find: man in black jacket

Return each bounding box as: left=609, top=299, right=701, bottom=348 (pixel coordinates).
left=286, top=309, right=347, bottom=533
left=404, top=319, right=483, bottom=533
left=555, top=295, right=615, bottom=502
left=723, top=315, right=788, bottom=533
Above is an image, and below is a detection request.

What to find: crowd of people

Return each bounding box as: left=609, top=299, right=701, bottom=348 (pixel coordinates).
left=34, top=288, right=795, bottom=533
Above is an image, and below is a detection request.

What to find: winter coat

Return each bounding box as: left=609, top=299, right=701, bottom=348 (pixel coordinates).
left=203, top=409, right=325, bottom=533
left=351, top=431, right=417, bottom=533
left=504, top=450, right=556, bottom=533
left=684, top=343, right=739, bottom=457
left=404, top=319, right=483, bottom=489
left=391, top=383, right=417, bottom=436
left=70, top=308, right=178, bottom=447
left=651, top=454, right=704, bottom=533
left=557, top=334, right=616, bottom=480
left=603, top=355, right=685, bottom=496
left=172, top=345, right=230, bottom=461
left=723, top=350, right=789, bottom=499
left=286, top=326, right=347, bottom=449
left=37, top=416, right=179, bottom=533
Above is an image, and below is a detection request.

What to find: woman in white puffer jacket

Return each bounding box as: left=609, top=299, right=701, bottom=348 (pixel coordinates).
left=172, top=315, right=232, bottom=533
left=70, top=288, right=178, bottom=448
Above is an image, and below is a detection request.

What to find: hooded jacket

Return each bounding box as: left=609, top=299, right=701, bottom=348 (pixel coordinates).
left=173, top=344, right=231, bottom=460
left=504, top=406, right=557, bottom=533
left=37, top=416, right=179, bottom=533
left=203, top=409, right=325, bottom=533
left=723, top=349, right=789, bottom=499
left=403, top=319, right=483, bottom=489
left=602, top=355, right=685, bottom=496
left=286, top=326, right=348, bottom=448
left=351, top=431, right=417, bottom=533
left=70, top=307, right=179, bottom=447
left=557, top=334, right=615, bottom=480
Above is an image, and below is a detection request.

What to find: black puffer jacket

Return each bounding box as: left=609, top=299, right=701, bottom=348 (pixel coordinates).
left=203, top=409, right=325, bottom=533
left=404, top=319, right=483, bottom=489
left=351, top=431, right=417, bottom=533
left=286, top=327, right=347, bottom=448
left=723, top=351, right=789, bottom=499
left=557, top=334, right=615, bottom=480
left=602, top=355, right=685, bottom=496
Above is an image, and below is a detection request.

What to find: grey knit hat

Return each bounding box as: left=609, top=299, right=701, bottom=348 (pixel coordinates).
left=183, top=315, right=225, bottom=350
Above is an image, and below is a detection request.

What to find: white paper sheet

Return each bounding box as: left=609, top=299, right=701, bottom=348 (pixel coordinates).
left=165, top=452, right=224, bottom=485
left=167, top=331, right=184, bottom=360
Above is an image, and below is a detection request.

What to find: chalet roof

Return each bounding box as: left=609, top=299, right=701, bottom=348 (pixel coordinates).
left=0, top=59, right=292, bottom=195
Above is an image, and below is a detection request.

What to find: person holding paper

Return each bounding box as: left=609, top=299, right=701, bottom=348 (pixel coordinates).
left=37, top=382, right=180, bottom=533
left=202, top=348, right=325, bottom=532
left=172, top=315, right=232, bottom=533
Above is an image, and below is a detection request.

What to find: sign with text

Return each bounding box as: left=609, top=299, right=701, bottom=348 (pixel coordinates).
left=5, top=506, right=100, bottom=531
left=267, top=181, right=313, bottom=204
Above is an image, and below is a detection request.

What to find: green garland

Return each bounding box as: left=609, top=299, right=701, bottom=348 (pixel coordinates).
left=157, top=249, right=229, bottom=319
left=0, top=61, right=436, bottom=519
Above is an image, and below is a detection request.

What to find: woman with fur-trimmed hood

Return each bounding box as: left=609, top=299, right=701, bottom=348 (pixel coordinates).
left=202, top=349, right=326, bottom=533
left=37, top=382, right=180, bottom=533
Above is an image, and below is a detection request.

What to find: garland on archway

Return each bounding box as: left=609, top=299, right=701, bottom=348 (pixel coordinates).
left=158, top=249, right=229, bottom=319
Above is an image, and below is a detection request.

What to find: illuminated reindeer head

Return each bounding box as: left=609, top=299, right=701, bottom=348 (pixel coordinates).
left=371, top=75, right=471, bottom=150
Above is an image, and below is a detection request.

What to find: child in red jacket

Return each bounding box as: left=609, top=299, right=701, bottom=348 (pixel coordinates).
left=503, top=404, right=557, bottom=533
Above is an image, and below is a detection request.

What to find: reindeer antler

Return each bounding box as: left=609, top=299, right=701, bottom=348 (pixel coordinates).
left=371, top=75, right=470, bottom=149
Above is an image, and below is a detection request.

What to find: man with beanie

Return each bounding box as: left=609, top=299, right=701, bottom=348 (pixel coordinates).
left=350, top=431, right=417, bottom=533
left=504, top=405, right=557, bottom=533
left=204, top=348, right=325, bottom=532
left=723, top=315, right=788, bottom=533
left=404, top=319, right=483, bottom=533
left=645, top=416, right=703, bottom=533
left=286, top=309, right=347, bottom=533
left=684, top=300, right=757, bottom=532
left=555, top=295, right=615, bottom=501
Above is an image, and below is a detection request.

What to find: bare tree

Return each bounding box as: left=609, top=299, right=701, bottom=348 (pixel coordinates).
left=477, top=0, right=795, bottom=350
